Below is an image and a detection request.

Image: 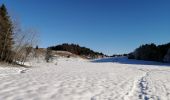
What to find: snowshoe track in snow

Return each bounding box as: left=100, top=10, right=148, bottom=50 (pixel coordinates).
left=138, top=71, right=152, bottom=100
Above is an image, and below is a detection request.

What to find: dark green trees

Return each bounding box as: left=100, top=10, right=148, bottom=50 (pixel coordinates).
left=128, top=43, right=170, bottom=62
left=164, top=48, right=170, bottom=62
left=0, top=4, right=14, bottom=62
left=49, top=43, right=104, bottom=59
left=134, top=43, right=159, bottom=61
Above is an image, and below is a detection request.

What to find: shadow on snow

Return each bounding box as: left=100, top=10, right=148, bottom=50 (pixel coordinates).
left=92, top=57, right=170, bottom=66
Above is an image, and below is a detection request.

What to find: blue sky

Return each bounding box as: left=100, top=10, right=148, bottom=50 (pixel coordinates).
left=1, top=0, right=170, bottom=55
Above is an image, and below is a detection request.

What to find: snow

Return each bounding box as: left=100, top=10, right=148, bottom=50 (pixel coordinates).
left=0, top=57, right=170, bottom=100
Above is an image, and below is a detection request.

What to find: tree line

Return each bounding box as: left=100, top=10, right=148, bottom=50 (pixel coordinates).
left=49, top=43, right=104, bottom=59
left=128, top=43, right=170, bottom=63
left=0, top=4, right=38, bottom=64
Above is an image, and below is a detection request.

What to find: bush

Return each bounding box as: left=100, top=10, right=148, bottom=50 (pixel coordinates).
left=45, top=48, right=53, bottom=63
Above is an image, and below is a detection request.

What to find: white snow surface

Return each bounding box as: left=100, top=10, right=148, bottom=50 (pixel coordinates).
left=0, top=57, right=170, bottom=100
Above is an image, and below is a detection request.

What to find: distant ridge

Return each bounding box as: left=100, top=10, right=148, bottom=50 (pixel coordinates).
left=48, top=43, right=105, bottom=59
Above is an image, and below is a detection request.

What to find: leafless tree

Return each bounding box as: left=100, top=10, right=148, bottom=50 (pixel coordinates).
left=12, top=21, right=39, bottom=65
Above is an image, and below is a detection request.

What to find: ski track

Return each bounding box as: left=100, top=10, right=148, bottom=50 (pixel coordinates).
left=0, top=58, right=170, bottom=100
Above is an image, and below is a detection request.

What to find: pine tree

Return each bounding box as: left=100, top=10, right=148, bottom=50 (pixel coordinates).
left=0, top=4, right=14, bottom=62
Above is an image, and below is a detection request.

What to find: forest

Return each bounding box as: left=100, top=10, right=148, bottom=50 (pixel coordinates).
left=128, top=43, right=170, bottom=62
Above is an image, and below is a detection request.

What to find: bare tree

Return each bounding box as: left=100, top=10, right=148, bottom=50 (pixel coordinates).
left=0, top=4, right=39, bottom=65
left=12, top=21, right=39, bottom=65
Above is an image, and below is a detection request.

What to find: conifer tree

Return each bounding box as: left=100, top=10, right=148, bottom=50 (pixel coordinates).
left=0, top=4, right=14, bottom=62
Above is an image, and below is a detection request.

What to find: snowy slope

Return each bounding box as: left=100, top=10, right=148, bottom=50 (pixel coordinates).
left=0, top=57, right=170, bottom=100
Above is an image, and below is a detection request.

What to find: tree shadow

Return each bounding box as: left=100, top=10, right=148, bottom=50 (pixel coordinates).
left=92, top=57, right=170, bottom=66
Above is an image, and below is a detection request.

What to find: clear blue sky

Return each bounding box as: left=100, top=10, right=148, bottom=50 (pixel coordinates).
left=1, top=0, right=170, bottom=55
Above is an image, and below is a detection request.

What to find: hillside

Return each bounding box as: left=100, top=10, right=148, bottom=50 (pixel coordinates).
left=128, top=42, right=170, bottom=62
left=49, top=43, right=104, bottom=59
left=34, top=48, right=83, bottom=58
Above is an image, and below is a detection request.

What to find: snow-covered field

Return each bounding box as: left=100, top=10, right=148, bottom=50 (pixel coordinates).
left=0, top=57, right=170, bottom=100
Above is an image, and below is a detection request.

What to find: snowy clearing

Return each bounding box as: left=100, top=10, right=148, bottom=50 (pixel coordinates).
left=0, top=57, right=170, bottom=100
